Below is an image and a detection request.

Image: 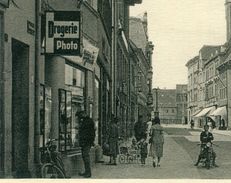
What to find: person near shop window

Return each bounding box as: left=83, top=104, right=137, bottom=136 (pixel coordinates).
left=134, top=115, right=147, bottom=142
left=77, top=111, right=95, bottom=178
left=108, top=117, right=119, bottom=165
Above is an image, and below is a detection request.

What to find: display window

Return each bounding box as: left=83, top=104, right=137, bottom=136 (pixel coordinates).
left=62, top=63, right=86, bottom=151
left=59, top=89, right=73, bottom=152
left=40, top=84, right=52, bottom=147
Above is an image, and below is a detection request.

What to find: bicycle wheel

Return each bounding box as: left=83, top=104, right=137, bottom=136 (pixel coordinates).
left=41, top=163, right=65, bottom=178
left=119, top=155, right=126, bottom=164
left=128, top=155, right=133, bottom=163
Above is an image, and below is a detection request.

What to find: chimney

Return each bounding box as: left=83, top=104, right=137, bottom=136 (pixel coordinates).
left=225, top=0, right=231, bottom=41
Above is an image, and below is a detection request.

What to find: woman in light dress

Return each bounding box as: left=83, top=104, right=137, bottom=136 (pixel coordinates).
left=149, top=117, right=164, bottom=167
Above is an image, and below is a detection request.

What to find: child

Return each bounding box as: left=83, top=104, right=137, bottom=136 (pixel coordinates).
left=138, top=137, right=148, bottom=165
left=131, top=138, right=138, bottom=150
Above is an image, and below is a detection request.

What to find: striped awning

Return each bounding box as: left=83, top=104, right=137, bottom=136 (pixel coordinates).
left=195, top=106, right=215, bottom=118
left=210, top=106, right=227, bottom=118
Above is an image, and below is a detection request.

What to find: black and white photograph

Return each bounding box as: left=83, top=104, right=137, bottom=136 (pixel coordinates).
left=0, top=0, right=231, bottom=180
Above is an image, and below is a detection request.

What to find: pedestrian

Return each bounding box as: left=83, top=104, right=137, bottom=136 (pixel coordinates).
left=134, top=115, right=147, bottom=142
left=146, top=114, right=152, bottom=137
left=108, top=117, right=119, bottom=165
left=76, top=111, right=95, bottom=178
left=138, top=136, right=148, bottom=165
left=149, top=117, right=164, bottom=167
left=190, top=119, right=194, bottom=129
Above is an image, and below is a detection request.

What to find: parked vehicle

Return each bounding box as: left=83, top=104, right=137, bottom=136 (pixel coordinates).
left=40, top=139, right=67, bottom=178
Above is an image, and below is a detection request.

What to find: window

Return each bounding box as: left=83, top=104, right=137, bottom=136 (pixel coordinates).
left=59, top=89, right=72, bottom=152
left=63, top=64, right=86, bottom=151
left=65, top=63, right=85, bottom=88
left=40, top=85, right=52, bottom=148
left=172, top=109, right=174, bottom=113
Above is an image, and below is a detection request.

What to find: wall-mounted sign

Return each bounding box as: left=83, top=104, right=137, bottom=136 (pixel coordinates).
left=27, top=21, right=35, bottom=36
left=0, top=0, right=9, bottom=8
left=45, top=11, right=81, bottom=55
left=83, top=38, right=99, bottom=64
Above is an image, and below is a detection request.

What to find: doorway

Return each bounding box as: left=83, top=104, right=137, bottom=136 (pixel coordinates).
left=11, top=39, right=30, bottom=177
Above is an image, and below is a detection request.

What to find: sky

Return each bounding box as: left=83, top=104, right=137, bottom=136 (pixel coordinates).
left=130, top=0, right=226, bottom=89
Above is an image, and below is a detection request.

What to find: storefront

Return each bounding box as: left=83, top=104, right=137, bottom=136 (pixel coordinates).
left=194, top=106, right=216, bottom=127
left=210, top=106, right=227, bottom=129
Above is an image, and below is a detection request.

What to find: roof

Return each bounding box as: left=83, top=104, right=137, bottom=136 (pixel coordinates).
left=199, top=45, right=221, bottom=61
left=185, top=56, right=199, bottom=67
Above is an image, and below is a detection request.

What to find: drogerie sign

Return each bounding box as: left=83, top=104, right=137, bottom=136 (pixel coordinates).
left=45, top=11, right=81, bottom=55
left=0, top=0, right=9, bottom=7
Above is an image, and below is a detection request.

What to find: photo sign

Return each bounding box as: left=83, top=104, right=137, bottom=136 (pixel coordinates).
left=45, top=11, right=81, bottom=55
left=0, top=0, right=9, bottom=7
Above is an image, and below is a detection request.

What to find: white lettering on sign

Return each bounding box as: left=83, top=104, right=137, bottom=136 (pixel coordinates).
left=48, top=21, right=79, bottom=38
left=45, top=11, right=81, bottom=55
left=57, top=41, right=78, bottom=50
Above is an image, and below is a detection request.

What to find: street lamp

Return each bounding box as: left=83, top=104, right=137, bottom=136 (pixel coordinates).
left=147, top=67, right=153, bottom=106
left=154, top=87, right=159, bottom=117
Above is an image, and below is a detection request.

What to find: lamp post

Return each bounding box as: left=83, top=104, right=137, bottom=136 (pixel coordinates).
left=154, top=87, right=159, bottom=117
left=147, top=67, right=153, bottom=106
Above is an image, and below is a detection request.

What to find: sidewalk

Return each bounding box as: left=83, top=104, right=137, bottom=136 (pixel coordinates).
left=162, top=123, right=231, bottom=137
left=72, top=134, right=200, bottom=179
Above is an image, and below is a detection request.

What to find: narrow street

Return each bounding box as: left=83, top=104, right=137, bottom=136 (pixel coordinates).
left=75, top=126, right=231, bottom=179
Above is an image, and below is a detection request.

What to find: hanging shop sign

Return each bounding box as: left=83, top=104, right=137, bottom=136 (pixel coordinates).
left=83, top=38, right=99, bottom=64
left=0, top=0, right=9, bottom=7
left=45, top=11, right=81, bottom=55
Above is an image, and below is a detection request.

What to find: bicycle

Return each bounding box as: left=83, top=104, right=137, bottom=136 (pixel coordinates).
left=40, top=139, right=67, bottom=178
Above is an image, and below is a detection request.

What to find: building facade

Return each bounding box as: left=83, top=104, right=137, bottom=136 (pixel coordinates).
left=0, top=0, right=113, bottom=177
left=0, top=0, right=156, bottom=178
left=129, top=13, right=154, bottom=123
left=152, top=86, right=187, bottom=124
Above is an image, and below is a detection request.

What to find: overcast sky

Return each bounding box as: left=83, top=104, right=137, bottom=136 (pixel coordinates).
left=130, top=0, right=226, bottom=89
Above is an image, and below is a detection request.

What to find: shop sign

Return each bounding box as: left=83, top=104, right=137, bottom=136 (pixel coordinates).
left=83, top=38, right=99, bottom=64
left=45, top=11, right=81, bottom=55
left=0, top=0, right=9, bottom=7
left=27, top=21, right=35, bottom=36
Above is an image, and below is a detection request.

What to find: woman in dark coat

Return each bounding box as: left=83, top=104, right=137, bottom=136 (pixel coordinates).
left=108, top=117, right=119, bottom=165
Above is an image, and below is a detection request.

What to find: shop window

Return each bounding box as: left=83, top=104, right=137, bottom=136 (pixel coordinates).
left=65, top=64, right=85, bottom=88
left=59, top=89, right=72, bottom=152
left=40, top=84, right=52, bottom=147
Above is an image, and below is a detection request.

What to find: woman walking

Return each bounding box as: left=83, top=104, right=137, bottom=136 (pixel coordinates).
left=149, top=117, right=164, bottom=167
left=108, top=117, right=119, bottom=165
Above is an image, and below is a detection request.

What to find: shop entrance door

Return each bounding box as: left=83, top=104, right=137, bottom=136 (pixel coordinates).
left=11, top=39, right=30, bottom=177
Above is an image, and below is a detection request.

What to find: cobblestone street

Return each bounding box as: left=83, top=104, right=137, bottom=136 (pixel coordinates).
left=74, top=126, right=231, bottom=179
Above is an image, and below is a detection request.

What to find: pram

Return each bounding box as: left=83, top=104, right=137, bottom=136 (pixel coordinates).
left=118, top=139, right=140, bottom=164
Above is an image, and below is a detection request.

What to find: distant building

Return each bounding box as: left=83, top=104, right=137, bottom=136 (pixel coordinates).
left=176, top=84, right=188, bottom=124
left=152, top=84, right=187, bottom=124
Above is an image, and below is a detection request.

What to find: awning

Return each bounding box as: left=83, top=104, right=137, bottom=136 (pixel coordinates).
left=210, top=106, right=227, bottom=118
left=192, top=110, right=202, bottom=117
left=195, top=106, right=215, bottom=117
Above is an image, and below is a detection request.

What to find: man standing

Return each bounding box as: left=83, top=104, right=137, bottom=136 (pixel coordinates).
left=77, top=111, right=95, bottom=178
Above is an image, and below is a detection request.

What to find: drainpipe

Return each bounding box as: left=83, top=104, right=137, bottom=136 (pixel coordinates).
left=112, top=0, right=115, bottom=115
left=0, top=9, right=5, bottom=177
left=34, top=0, right=41, bottom=175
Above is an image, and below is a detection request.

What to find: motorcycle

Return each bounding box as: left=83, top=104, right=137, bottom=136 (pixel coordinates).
left=197, top=142, right=215, bottom=169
